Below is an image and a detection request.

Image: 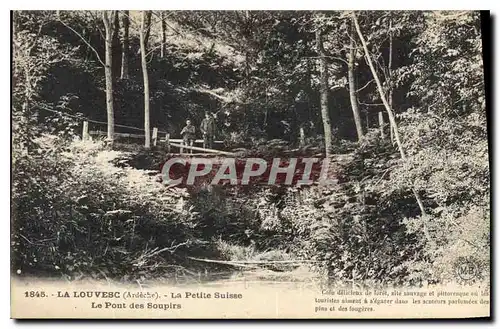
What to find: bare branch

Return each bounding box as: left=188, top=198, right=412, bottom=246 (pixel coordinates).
left=303, top=55, right=348, bottom=64
left=327, top=54, right=348, bottom=64
left=88, top=11, right=105, bottom=40
left=163, top=20, right=182, bottom=36
left=359, top=102, right=384, bottom=107
left=146, top=41, right=170, bottom=57
left=356, top=79, right=375, bottom=93
left=434, top=11, right=470, bottom=21
left=150, top=10, right=176, bottom=22
left=145, top=241, right=189, bottom=259
left=57, top=11, right=105, bottom=67
left=26, top=20, right=47, bottom=57
left=146, top=51, right=155, bottom=64
left=194, top=87, right=234, bottom=103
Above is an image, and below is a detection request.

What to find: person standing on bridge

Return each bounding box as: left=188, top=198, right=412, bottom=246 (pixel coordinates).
left=200, top=112, right=216, bottom=149
left=180, top=119, right=196, bottom=154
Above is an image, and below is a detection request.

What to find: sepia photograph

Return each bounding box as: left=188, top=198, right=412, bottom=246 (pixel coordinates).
left=10, top=8, right=491, bottom=319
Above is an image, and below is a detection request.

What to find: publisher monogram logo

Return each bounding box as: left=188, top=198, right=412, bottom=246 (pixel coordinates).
left=453, top=256, right=482, bottom=285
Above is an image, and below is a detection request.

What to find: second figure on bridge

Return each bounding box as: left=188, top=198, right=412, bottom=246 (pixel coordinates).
left=180, top=119, right=196, bottom=154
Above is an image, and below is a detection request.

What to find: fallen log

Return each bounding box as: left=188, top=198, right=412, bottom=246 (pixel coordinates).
left=187, top=257, right=258, bottom=268
left=187, top=256, right=315, bottom=266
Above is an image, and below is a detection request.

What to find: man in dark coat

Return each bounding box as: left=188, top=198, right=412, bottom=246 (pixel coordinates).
left=200, top=112, right=216, bottom=149
left=180, top=119, right=195, bottom=154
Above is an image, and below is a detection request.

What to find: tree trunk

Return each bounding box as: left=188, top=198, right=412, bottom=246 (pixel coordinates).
left=305, top=58, right=315, bottom=132
left=120, top=10, right=130, bottom=79
left=12, top=11, right=17, bottom=76
left=388, top=17, right=394, bottom=144
left=315, top=28, right=333, bottom=157
left=144, top=11, right=152, bottom=49
left=352, top=13, right=426, bottom=216
left=378, top=111, right=385, bottom=139
left=389, top=113, right=394, bottom=143
left=102, top=11, right=115, bottom=145
left=112, top=10, right=121, bottom=78
left=140, top=11, right=151, bottom=149
left=112, top=11, right=120, bottom=42
left=22, top=66, right=31, bottom=131
left=347, top=20, right=364, bottom=141
left=161, top=11, right=167, bottom=58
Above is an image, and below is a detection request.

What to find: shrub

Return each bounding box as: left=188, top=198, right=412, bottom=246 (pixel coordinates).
left=280, top=132, right=426, bottom=286
left=12, top=137, right=216, bottom=280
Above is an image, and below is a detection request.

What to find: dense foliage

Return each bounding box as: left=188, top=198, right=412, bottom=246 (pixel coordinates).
left=12, top=138, right=224, bottom=279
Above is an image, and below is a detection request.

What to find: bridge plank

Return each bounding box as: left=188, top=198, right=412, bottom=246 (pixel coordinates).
left=169, top=141, right=236, bottom=156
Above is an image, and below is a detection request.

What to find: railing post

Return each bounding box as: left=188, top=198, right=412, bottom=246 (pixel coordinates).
left=166, top=133, right=170, bottom=153
left=299, top=127, right=305, bottom=147
left=152, top=127, right=158, bottom=146
left=82, top=121, right=89, bottom=141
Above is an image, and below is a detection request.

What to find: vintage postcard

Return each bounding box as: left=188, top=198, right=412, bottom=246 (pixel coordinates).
left=11, top=9, right=490, bottom=319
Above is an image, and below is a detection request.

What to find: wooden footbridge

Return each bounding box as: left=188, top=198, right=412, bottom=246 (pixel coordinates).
left=80, top=120, right=347, bottom=188
left=83, top=121, right=236, bottom=156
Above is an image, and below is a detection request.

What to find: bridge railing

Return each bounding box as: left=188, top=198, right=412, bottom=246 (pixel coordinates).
left=84, top=121, right=226, bottom=154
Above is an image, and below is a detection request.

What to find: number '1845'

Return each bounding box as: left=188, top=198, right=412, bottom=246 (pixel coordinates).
left=24, top=291, right=46, bottom=298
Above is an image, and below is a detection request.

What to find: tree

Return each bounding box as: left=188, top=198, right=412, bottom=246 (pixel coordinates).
left=102, top=11, right=116, bottom=145
left=352, top=12, right=426, bottom=216
left=58, top=10, right=116, bottom=145
left=140, top=11, right=151, bottom=149
left=160, top=11, right=167, bottom=58
left=347, top=18, right=364, bottom=141
left=315, top=27, right=333, bottom=156
left=13, top=11, right=77, bottom=152
left=144, top=11, right=152, bottom=49
left=383, top=16, right=393, bottom=142
left=120, top=10, right=130, bottom=79
left=112, top=10, right=121, bottom=79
